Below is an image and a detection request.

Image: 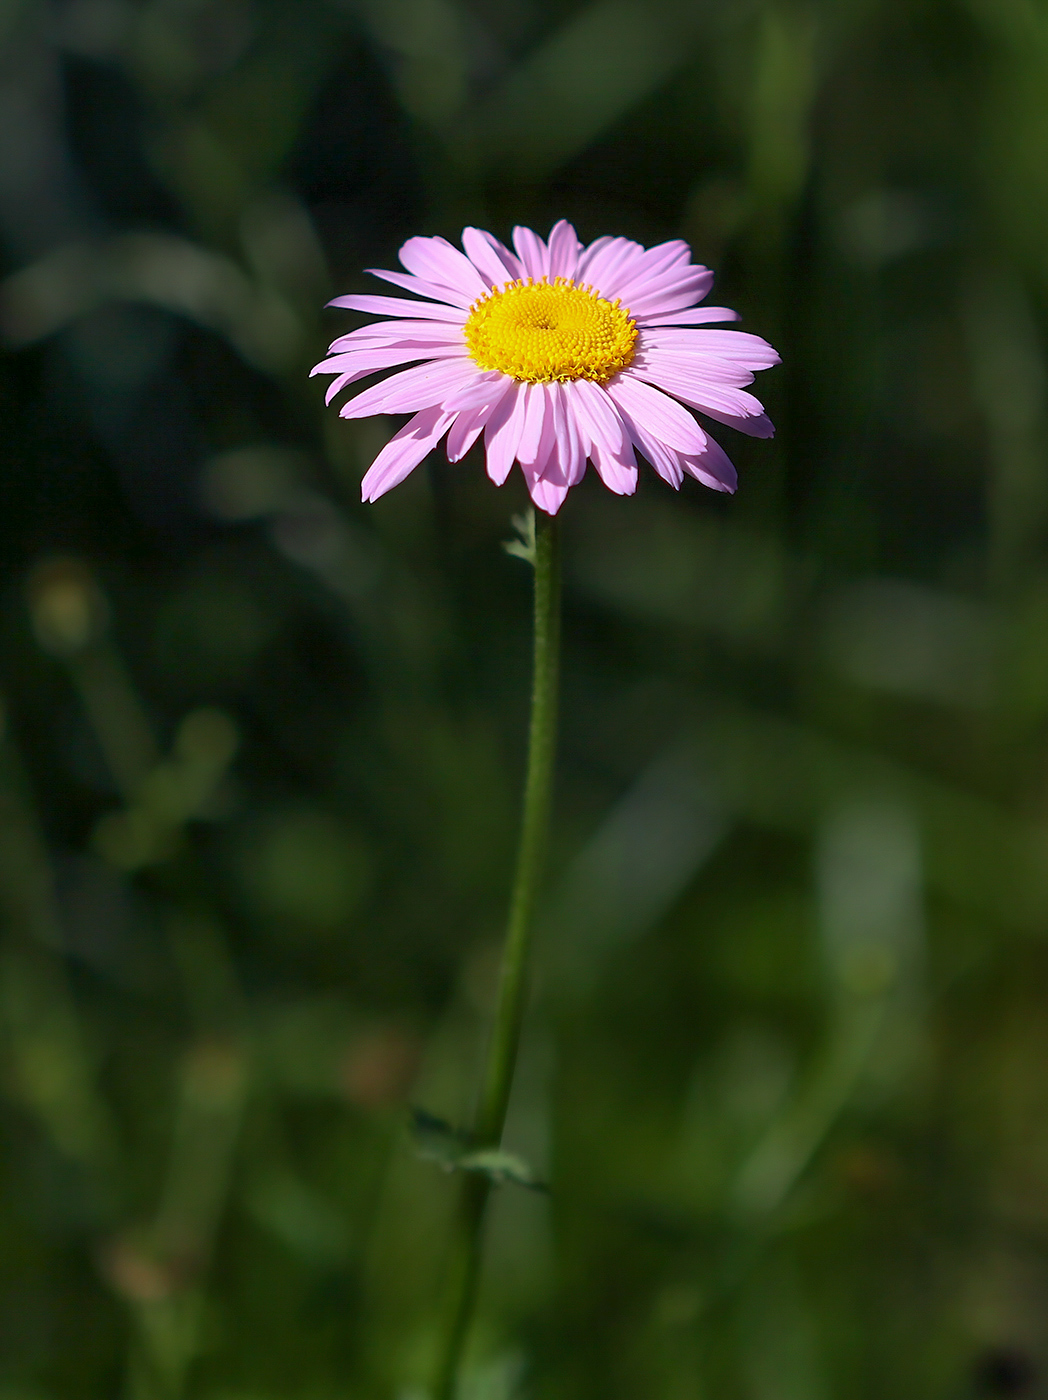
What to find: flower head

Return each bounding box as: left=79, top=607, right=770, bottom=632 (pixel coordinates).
left=311, top=221, right=779, bottom=515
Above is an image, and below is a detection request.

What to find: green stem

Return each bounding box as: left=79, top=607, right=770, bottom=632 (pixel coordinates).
left=432, top=511, right=561, bottom=1400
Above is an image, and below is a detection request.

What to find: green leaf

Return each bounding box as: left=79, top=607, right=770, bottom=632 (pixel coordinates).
left=502, top=509, right=537, bottom=566
left=456, top=1148, right=548, bottom=1192
left=409, top=1108, right=548, bottom=1191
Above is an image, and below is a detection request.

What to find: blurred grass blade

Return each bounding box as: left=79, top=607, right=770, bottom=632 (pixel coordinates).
left=457, top=0, right=705, bottom=177
left=545, top=742, right=728, bottom=990
left=1, top=233, right=305, bottom=372
left=0, top=694, right=122, bottom=1208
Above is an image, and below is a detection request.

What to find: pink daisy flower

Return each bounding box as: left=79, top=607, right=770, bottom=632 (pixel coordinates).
left=311, top=221, right=779, bottom=515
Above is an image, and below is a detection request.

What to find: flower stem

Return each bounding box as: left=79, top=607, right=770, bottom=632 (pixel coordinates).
left=432, top=511, right=561, bottom=1400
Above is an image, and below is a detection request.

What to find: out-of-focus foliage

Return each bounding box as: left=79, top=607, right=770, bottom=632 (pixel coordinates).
left=1, top=0, right=1048, bottom=1397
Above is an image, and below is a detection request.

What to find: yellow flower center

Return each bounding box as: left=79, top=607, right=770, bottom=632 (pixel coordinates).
left=463, top=277, right=637, bottom=385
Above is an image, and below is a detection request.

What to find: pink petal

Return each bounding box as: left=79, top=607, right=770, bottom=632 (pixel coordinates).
left=516, top=382, right=549, bottom=465
left=567, top=378, right=631, bottom=460
left=320, top=372, right=357, bottom=405
left=446, top=401, right=499, bottom=462
left=528, top=476, right=570, bottom=515
left=636, top=306, right=740, bottom=326
left=690, top=399, right=775, bottom=439
left=547, top=220, right=581, bottom=280
left=605, top=374, right=708, bottom=454
left=624, top=270, right=715, bottom=319
left=484, top=381, right=528, bottom=485
left=316, top=345, right=465, bottom=377
left=512, top=226, right=549, bottom=280
left=398, top=236, right=490, bottom=303
left=327, top=293, right=467, bottom=322
left=597, top=239, right=693, bottom=301
left=550, top=382, right=586, bottom=485
left=631, top=346, right=757, bottom=389
left=367, top=267, right=475, bottom=309
left=330, top=320, right=468, bottom=348
left=520, top=391, right=588, bottom=508
left=572, top=235, right=614, bottom=277
left=360, top=406, right=453, bottom=501
left=624, top=414, right=685, bottom=488
left=326, top=337, right=466, bottom=360
left=681, top=435, right=738, bottom=493
left=443, top=371, right=511, bottom=412
left=311, top=346, right=466, bottom=404
left=590, top=435, right=638, bottom=495
left=520, top=386, right=559, bottom=484
left=576, top=236, right=645, bottom=291
left=639, top=328, right=780, bottom=369
left=461, top=227, right=524, bottom=288
left=563, top=381, right=637, bottom=492
left=626, top=361, right=774, bottom=438
left=339, top=358, right=481, bottom=418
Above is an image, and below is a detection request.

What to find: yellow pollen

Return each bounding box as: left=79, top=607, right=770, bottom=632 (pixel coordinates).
left=464, top=277, right=637, bottom=385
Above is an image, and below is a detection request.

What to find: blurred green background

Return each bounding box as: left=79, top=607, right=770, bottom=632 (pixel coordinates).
left=1, top=0, right=1048, bottom=1396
